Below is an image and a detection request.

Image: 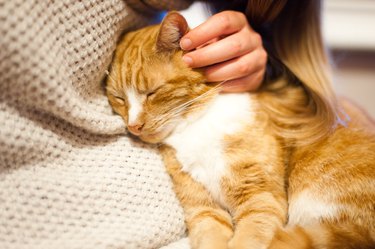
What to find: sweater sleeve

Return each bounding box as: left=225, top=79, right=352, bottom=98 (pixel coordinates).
left=0, top=1, right=188, bottom=248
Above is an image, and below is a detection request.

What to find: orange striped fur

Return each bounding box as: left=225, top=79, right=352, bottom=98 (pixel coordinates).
left=106, top=12, right=375, bottom=249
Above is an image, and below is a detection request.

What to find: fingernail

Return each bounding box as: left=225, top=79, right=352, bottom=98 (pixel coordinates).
left=180, top=38, right=192, bottom=50
left=182, top=55, right=193, bottom=66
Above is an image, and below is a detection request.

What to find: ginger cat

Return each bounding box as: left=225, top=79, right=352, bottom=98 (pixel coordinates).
left=106, top=12, right=375, bottom=249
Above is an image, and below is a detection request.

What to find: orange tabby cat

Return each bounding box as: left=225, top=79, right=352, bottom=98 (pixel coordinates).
left=106, top=12, right=375, bottom=249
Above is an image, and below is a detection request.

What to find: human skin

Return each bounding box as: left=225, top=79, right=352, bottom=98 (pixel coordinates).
left=180, top=11, right=267, bottom=93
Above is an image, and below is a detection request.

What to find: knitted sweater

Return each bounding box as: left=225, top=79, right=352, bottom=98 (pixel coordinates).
left=0, top=1, right=195, bottom=248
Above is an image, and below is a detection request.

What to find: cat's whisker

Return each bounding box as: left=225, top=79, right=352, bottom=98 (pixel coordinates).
left=148, top=79, right=259, bottom=130
left=149, top=82, right=226, bottom=125
left=149, top=101, right=218, bottom=133
left=153, top=99, right=210, bottom=124
left=151, top=101, right=262, bottom=134
left=164, top=80, right=226, bottom=115
left=151, top=99, right=206, bottom=124
left=157, top=88, right=221, bottom=122
left=135, top=80, right=228, bottom=127
left=149, top=111, right=185, bottom=128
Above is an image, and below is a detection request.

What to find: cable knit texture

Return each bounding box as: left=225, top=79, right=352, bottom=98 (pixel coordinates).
left=0, top=0, right=194, bottom=248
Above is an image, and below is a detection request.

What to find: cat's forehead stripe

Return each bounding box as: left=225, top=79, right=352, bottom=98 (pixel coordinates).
left=127, top=87, right=144, bottom=125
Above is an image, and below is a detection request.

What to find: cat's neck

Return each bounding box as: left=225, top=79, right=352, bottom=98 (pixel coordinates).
left=165, top=93, right=256, bottom=152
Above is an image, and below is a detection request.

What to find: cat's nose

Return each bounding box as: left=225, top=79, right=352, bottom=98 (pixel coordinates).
left=127, top=123, right=144, bottom=136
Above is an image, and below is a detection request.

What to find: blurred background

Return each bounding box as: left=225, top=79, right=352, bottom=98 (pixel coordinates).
left=180, top=0, right=375, bottom=118
left=323, top=0, right=375, bottom=118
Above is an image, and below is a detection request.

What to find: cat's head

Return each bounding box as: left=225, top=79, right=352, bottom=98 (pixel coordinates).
left=106, top=12, right=218, bottom=143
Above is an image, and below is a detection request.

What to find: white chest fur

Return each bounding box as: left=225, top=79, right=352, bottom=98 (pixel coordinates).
left=165, top=93, right=255, bottom=205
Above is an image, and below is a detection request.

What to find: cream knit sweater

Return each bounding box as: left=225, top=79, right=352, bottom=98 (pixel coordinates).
left=0, top=0, right=196, bottom=248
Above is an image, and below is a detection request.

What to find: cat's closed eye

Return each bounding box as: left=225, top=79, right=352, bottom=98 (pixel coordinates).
left=146, top=91, right=156, bottom=98
left=146, top=86, right=163, bottom=98
left=114, top=96, right=125, bottom=105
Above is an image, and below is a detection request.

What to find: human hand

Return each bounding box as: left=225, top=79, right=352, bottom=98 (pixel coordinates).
left=179, top=11, right=267, bottom=92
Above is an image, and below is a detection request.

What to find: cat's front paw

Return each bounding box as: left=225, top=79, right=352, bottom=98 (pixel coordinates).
left=228, top=235, right=268, bottom=249
left=189, top=224, right=233, bottom=249
left=191, top=238, right=229, bottom=249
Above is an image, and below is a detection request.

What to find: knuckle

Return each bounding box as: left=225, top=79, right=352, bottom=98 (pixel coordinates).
left=254, top=74, right=264, bottom=89
left=253, top=32, right=262, bottom=46
left=238, top=61, right=251, bottom=75
left=233, top=11, right=246, bottom=22
left=259, top=69, right=266, bottom=81
left=259, top=49, right=268, bottom=64
left=215, top=11, right=248, bottom=33
left=230, top=40, right=242, bottom=54
left=216, top=13, right=231, bottom=31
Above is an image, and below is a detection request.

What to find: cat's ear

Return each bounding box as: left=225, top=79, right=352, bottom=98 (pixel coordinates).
left=156, top=11, right=189, bottom=52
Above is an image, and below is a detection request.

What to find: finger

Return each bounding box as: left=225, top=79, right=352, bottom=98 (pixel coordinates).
left=180, top=11, right=247, bottom=51
left=196, top=37, right=220, bottom=49
left=203, top=48, right=267, bottom=82
left=220, top=69, right=265, bottom=93
left=182, top=28, right=261, bottom=68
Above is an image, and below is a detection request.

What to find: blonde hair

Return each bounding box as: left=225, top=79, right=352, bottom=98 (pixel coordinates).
left=244, top=0, right=344, bottom=145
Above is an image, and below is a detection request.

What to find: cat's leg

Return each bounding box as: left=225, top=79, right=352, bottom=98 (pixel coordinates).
left=223, top=163, right=288, bottom=249
left=159, top=145, right=233, bottom=249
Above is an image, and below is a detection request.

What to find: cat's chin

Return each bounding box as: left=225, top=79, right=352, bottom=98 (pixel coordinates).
left=139, top=130, right=171, bottom=144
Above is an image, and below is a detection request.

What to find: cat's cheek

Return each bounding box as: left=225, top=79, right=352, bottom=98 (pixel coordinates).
left=139, top=134, right=162, bottom=144
left=139, top=128, right=172, bottom=144
left=112, top=109, right=128, bottom=127
left=114, top=107, right=129, bottom=125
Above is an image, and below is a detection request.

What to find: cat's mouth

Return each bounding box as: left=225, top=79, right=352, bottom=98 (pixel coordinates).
left=132, top=126, right=174, bottom=144
left=139, top=130, right=169, bottom=144
left=127, top=119, right=179, bottom=144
